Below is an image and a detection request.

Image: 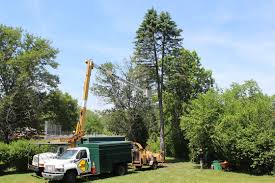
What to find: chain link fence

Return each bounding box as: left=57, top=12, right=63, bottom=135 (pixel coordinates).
left=44, top=121, right=72, bottom=139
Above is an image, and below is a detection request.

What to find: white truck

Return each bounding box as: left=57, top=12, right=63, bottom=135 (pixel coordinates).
left=42, top=141, right=132, bottom=183
left=28, top=143, right=68, bottom=176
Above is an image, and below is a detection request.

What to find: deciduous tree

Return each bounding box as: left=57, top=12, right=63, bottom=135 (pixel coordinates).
left=42, top=90, right=78, bottom=132
left=164, top=49, right=214, bottom=158
left=92, top=62, right=153, bottom=147
left=85, top=110, right=104, bottom=134
left=0, top=24, right=59, bottom=143
left=181, top=80, right=275, bottom=174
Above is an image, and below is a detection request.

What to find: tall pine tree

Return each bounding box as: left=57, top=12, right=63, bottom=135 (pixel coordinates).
left=134, top=9, right=182, bottom=154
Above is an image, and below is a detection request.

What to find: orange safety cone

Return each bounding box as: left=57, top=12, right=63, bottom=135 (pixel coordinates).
left=91, top=161, right=96, bottom=175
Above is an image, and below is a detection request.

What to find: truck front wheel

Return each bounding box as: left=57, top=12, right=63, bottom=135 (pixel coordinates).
left=63, top=170, right=77, bottom=183
left=35, top=168, right=43, bottom=177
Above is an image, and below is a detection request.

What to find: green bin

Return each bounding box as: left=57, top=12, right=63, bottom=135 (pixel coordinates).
left=212, top=160, right=222, bottom=170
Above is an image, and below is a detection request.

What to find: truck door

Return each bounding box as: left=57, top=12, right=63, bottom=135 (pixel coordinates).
left=76, top=150, right=91, bottom=174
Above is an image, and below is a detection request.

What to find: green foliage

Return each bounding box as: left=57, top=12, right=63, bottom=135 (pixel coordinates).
left=146, top=132, right=160, bottom=153
left=93, top=62, right=153, bottom=147
left=102, top=108, right=150, bottom=147
left=134, top=8, right=183, bottom=153
left=181, top=80, right=275, bottom=174
left=0, top=140, right=48, bottom=171
left=163, top=49, right=214, bottom=159
left=85, top=110, right=104, bottom=134
left=181, top=89, right=222, bottom=161
left=0, top=24, right=59, bottom=143
left=42, top=90, right=78, bottom=131
left=8, top=140, right=34, bottom=171
left=0, top=142, right=9, bottom=164
left=135, top=8, right=182, bottom=65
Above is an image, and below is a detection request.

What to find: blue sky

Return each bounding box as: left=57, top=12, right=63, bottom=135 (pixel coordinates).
left=1, top=0, right=275, bottom=110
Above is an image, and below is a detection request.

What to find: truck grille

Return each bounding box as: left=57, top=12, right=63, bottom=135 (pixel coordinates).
left=45, top=165, right=55, bottom=173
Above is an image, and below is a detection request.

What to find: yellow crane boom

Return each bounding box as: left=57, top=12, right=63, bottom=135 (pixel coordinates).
left=68, top=60, right=94, bottom=147
left=66, top=59, right=146, bottom=147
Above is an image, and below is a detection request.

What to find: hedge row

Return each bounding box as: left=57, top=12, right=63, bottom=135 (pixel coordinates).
left=0, top=140, right=48, bottom=171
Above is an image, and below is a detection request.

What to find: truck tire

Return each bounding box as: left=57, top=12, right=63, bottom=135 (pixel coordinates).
left=63, top=170, right=77, bottom=183
left=135, top=158, right=143, bottom=170
left=114, top=164, right=127, bottom=176
left=35, top=168, right=43, bottom=177
left=135, top=165, right=142, bottom=170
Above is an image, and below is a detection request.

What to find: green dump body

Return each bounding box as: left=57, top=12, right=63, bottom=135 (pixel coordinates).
left=80, top=136, right=126, bottom=143
left=78, top=141, right=132, bottom=174
left=87, top=136, right=126, bottom=142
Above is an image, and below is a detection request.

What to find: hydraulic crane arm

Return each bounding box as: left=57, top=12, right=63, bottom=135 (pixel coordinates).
left=68, top=60, right=94, bottom=147
left=67, top=59, right=146, bottom=147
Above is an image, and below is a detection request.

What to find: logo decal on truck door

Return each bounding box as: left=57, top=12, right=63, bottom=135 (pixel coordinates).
left=78, top=159, right=89, bottom=172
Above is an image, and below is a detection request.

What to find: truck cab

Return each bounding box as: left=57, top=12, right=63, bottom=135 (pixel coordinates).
left=42, top=147, right=91, bottom=182
left=29, top=144, right=68, bottom=176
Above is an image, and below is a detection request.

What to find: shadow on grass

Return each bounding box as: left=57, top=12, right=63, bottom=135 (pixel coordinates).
left=76, top=168, right=139, bottom=183
left=0, top=169, right=33, bottom=176
left=1, top=159, right=185, bottom=182
left=165, top=158, right=187, bottom=164
left=76, top=165, right=171, bottom=183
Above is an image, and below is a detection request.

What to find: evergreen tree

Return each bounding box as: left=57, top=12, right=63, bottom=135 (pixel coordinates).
left=134, top=8, right=182, bottom=153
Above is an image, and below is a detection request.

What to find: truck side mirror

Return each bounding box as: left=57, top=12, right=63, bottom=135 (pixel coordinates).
left=76, top=153, right=81, bottom=160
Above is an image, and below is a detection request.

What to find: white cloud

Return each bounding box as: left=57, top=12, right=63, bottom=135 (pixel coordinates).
left=184, top=30, right=275, bottom=95
left=186, top=31, right=275, bottom=68
left=214, top=69, right=275, bottom=95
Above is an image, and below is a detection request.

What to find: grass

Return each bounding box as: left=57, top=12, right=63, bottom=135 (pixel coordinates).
left=0, top=161, right=274, bottom=183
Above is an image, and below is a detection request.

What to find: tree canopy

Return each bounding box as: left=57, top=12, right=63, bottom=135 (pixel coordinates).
left=135, top=8, right=183, bottom=153
left=92, top=61, right=154, bottom=147
left=181, top=80, right=275, bottom=174
left=85, top=110, right=104, bottom=135
left=0, top=24, right=59, bottom=143
left=163, top=48, right=214, bottom=158
left=42, top=90, right=79, bottom=131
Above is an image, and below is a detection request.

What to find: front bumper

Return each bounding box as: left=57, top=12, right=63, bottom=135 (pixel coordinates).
left=42, top=172, right=64, bottom=181
left=28, top=164, right=40, bottom=172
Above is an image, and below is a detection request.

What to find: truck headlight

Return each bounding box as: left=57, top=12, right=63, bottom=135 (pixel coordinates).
left=55, top=168, right=64, bottom=172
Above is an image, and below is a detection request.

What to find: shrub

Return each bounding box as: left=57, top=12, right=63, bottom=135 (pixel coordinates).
left=146, top=133, right=160, bottom=153
left=0, top=142, right=9, bottom=163
left=181, top=81, right=275, bottom=174
left=8, top=140, right=47, bottom=171
left=0, top=142, right=9, bottom=171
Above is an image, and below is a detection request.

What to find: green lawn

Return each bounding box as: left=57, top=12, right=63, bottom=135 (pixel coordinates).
left=0, top=161, right=274, bottom=183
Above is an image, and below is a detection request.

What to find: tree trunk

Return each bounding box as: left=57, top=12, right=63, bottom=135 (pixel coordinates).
left=4, top=131, right=10, bottom=144
left=153, top=36, right=165, bottom=156
left=158, top=90, right=165, bottom=155
left=159, top=35, right=166, bottom=156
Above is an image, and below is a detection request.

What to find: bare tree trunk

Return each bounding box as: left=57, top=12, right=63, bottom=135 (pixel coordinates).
left=158, top=90, right=165, bottom=155
left=152, top=35, right=165, bottom=156
left=159, top=36, right=166, bottom=157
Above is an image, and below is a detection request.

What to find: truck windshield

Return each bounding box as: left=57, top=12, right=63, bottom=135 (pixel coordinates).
left=58, top=150, right=78, bottom=159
